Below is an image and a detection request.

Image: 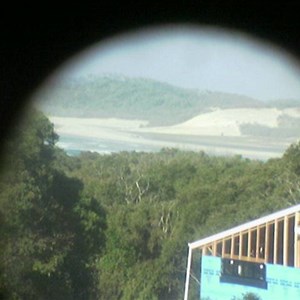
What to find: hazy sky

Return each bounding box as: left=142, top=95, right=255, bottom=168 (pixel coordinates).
left=58, top=25, right=300, bottom=101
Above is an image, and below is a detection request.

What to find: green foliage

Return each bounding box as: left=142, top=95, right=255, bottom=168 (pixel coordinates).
left=283, top=141, right=300, bottom=175
left=239, top=115, right=300, bottom=138
left=2, top=110, right=300, bottom=299
left=36, top=75, right=264, bottom=126
left=242, top=292, right=261, bottom=300
left=0, top=110, right=106, bottom=299
left=64, top=145, right=300, bottom=299
left=231, top=292, right=261, bottom=300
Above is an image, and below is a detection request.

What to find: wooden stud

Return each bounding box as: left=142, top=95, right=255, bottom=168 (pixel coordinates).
left=212, top=241, right=217, bottom=256
left=222, top=239, right=225, bottom=257
left=295, top=212, right=300, bottom=267
left=184, top=246, right=192, bottom=300
left=256, top=226, right=260, bottom=259
left=231, top=235, right=234, bottom=258
left=265, top=223, right=269, bottom=263
left=274, top=219, right=278, bottom=264
left=247, top=229, right=251, bottom=258
left=239, top=233, right=242, bottom=259
left=258, top=225, right=265, bottom=260
left=184, top=207, right=300, bottom=300
left=283, top=215, right=289, bottom=266
left=189, top=208, right=300, bottom=267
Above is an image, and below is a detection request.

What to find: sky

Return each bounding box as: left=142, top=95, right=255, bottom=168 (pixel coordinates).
left=56, top=25, right=300, bottom=101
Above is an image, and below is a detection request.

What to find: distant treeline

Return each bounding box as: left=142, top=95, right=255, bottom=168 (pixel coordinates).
left=1, top=110, right=300, bottom=299
left=36, top=75, right=266, bottom=126
left=240, top=114, right=300, bottom=138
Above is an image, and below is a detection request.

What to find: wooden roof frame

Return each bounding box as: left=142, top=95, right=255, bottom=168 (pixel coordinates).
left=189, top=203, right=300, bottom=250
left=184, top=203, right=300, bottom=300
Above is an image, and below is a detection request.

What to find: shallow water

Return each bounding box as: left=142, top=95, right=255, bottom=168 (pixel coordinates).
left=57, top=131, right=290, bottom=161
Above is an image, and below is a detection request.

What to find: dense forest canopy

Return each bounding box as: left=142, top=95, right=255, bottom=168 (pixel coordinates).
left=35, top=76, right=278, bottom=126
left=35, top=76, right=300, bottom=145
left=1, top=110, right=300, bottom=299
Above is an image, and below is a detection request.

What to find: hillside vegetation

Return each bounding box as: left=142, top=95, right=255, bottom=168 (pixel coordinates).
left=36, top=76, right=265, bottom=126
left=1, top=111, right=300, bottom=299
left=36, top=76, right=300, bottom=140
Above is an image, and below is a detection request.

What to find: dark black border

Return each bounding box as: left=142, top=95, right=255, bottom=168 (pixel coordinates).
left=1, top=3, right=300, bottom=155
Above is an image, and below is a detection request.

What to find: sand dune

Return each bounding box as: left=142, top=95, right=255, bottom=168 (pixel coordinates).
left=142, top=108, right=300, bottom=137
left=48, top=107, right=300, bottom=159
left=50, top=108, right=300, bottom=139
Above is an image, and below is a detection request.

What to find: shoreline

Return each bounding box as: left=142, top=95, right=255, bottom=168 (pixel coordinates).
left=48, top=116, right=295, bottom=160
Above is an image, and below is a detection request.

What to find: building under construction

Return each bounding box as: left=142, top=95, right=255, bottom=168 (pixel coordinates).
left=184, top=204, right=300, bottom=299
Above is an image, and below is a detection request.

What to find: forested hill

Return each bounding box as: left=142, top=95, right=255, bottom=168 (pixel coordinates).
left=1, top=110, right=300, bottom=299
left=36, top=75, right=265, bottom=125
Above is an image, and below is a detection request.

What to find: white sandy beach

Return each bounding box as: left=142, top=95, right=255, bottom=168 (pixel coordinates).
left=49, top=108, right=300, bottom=139
left=49, top=107, right=300, bottom=159
left=49, top=116, right=148, bottom=140
left=49, top=116, right=183, bottom=150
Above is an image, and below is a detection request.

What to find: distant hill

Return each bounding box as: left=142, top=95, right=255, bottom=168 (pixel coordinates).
left=36, top=75, right=269, bottom=125
left=268, top=98, right=300, bottom=109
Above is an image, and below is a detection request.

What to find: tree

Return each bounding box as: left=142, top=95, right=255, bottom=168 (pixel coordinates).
left=0, top=109, right=106, bottom=299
